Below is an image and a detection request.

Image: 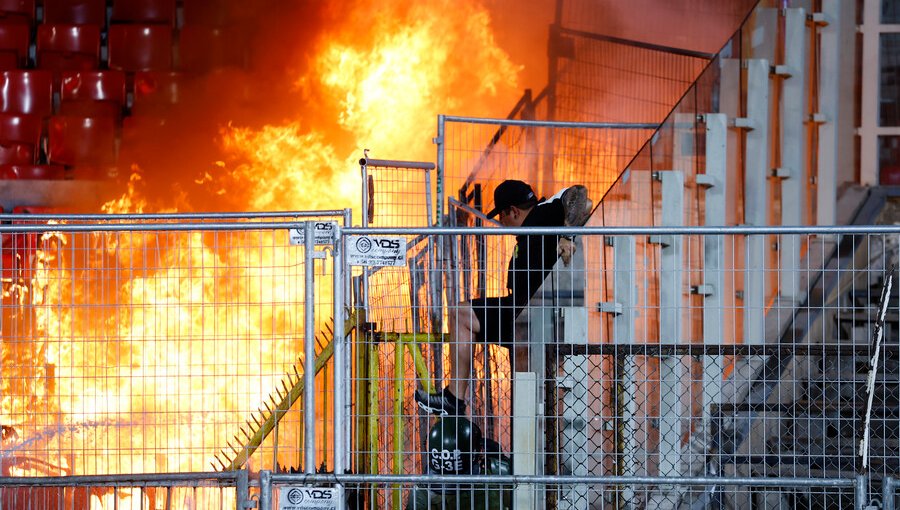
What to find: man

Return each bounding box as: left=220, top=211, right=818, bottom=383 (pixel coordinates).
left=414, top=179, right=592, bottom=416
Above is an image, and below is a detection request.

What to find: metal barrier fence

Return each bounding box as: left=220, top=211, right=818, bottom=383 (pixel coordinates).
left=435, top=0, right=761, bottom=230
left=439, top=0, right=838, bottom=321
left=0, top=471, right=249, bottom=509
left=436, top=116, right=656, bottom=227
left=257, top=473, right=864, bottom=510
left=5, top=217, right=900, bottom=509
left=347, top=225, right=900, bottom=509
left=0, top=211, right=348, bottom=481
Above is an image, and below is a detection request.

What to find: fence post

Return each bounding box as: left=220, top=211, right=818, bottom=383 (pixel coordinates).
left=332, top=224, right=346, bottom=477
left=434, top=114, right=445, bottom=225
left=856, top=474, right=869, bottom=510
left=343, top=208, right=354, bottom=478
left=513, top=372, right=538, bottom=509
left=612, top=236, right=638, bottom=505
left=304, top=221, right=317, bottom=474
left=884, top=477, right=896, bottom=510
left=259, top=470, right=272, bottom=510
left=235, top=469, right=249, bottom=510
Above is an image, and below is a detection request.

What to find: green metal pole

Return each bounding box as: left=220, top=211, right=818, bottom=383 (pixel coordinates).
left=367, top=343, right=380, bottom=509
left=392, top=340, right=405, bottom=509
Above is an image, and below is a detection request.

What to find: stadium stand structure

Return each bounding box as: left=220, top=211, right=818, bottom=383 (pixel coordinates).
left=0, top=1, right=896, bottom=508
left=0, top=0, right=252, bottom=190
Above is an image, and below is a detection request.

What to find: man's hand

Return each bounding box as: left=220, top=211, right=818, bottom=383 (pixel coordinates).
left=559, top=237, right=576, bottom=266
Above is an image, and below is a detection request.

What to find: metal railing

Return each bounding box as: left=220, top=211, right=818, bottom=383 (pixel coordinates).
left=342, top=224, right=900, bottom=509
left=0, top=471, right=249, bottom=510
left=0, top=211, right=348, bottom=480
left=257, top=472, right=862, bottom=510
left=4, top=217, right=900, bottom=508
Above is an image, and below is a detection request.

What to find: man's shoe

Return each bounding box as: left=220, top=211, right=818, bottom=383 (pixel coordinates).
left=414, top=387, right=466, bottom=417
left=562, top=185, right=592, bottom=226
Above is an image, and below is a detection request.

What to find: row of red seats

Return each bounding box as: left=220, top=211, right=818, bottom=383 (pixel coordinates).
left=0, top=68, right=193, bottom=179
left=0, top=112, right=116, bottom=175
left=1, top=205, right=62, bottom=283
left=0, top=69, right=184, bottom=117
left=0, top=1, right=249, bottom=182
left=0, top=23, right=244, bottom=73
left=0, top=0, right=237, bottom=27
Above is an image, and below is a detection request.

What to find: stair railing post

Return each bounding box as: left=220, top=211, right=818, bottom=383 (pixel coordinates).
left=651, top=167, right=684, bottom=504
left=777, top=7, right=809, bottom=302
left=742, top=58, right=771, bottom=345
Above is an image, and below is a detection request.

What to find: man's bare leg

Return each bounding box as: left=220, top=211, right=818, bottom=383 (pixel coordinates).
left=448, top=303, right=479, bottom=400
left=413, top=302, right=478, bottom=416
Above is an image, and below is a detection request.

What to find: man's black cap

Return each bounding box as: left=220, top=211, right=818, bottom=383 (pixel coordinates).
left=486, top=180, right=536, bottom=218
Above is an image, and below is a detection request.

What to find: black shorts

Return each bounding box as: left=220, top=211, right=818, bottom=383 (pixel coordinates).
left=469, top=295, right=524, bottom=349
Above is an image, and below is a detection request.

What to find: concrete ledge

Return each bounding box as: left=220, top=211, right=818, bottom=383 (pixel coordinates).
left=0, top=180, right=117, bottom=212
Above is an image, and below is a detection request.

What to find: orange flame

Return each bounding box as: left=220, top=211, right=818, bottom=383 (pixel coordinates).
left=3, top=0, right=524, bottom=494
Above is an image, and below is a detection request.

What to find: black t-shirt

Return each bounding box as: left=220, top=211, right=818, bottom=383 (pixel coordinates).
left=506, top=197, right=565, bottom=306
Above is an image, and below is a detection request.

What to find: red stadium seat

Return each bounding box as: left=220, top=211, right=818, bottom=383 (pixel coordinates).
left=0, top=70, right=54, bottom=116
left=0, top=51, right=15, bottom=69
left=47, top=115, right=117, bottom=168
left=110, top=0, right=175, bottom=25
left=178, top=25, right=244, bottom=72
left=0, top=231, right=35, bottom=281
left=0, top=163, right=65, bottom=179
left=182, top=0, right=233, bottom=26
left=12, top=205, right=63, bottom=214
left=0, top=112, right=41, bottom=164
left=59, top=70, right=127, bottom=118
left=108, top=24, right=173, bottom=72
left=0, top=0, right=34, bottom=24
left=42, top=0, right=106, bottom=26
left=132, top=70, right=188, bottom=115
left=0, top=142, right=31, bottom=163
left=36, top=24, right=102, bottom=80
left=0, top=21, right=29, bottom=67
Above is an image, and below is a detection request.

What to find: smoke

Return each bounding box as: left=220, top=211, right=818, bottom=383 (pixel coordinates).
left=110, top=1, right=329, bottom=212
left=481, top=0, right=555, bottom=93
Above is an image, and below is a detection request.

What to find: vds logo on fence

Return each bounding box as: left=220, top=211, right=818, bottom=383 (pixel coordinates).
left=347, top=235, right=406, bottom=267
left=279, top=486, right=341, bottom=510
left=287, top=221, right=337, bottom=246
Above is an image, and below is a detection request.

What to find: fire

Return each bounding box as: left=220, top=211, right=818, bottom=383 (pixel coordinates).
left=102, top=173, right=149, bottom=215
left=216, top=123, right=354, bottom=211
left=316, top=0, right=520, bottom=161
left=1, top=0, right=524, bottom=500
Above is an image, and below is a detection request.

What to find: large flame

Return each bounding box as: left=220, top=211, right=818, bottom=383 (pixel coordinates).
left=1, top=0, right=523, bottom=496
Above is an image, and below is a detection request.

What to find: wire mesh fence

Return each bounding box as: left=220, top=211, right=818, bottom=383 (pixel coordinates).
left=0, top=471, right=248, bottom=509
left=556, top=0, right=758, bottom=56
left=437, top=116, right=655, bottom=225
left=4, top=215, right=900, bottom=509
left=345, top=225, right=900, bottom=509
left=260, top=473, right=862, bottom=510
left=0, top=212, right=345, bottom=478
